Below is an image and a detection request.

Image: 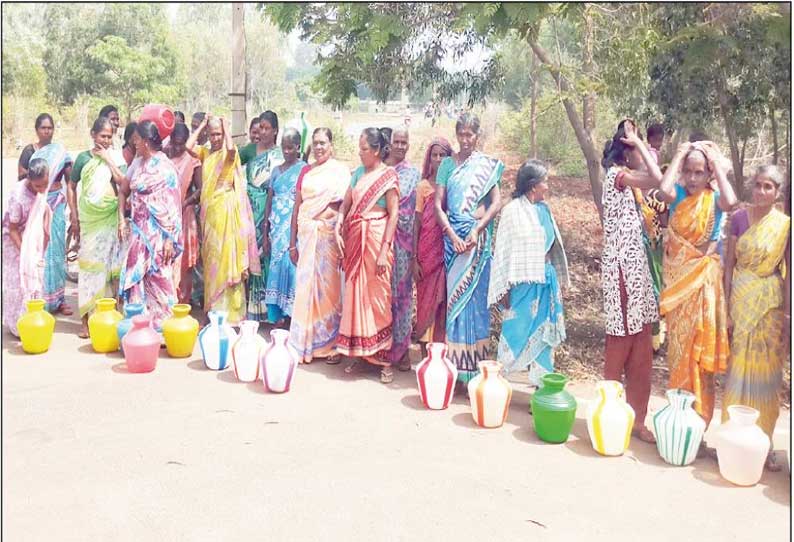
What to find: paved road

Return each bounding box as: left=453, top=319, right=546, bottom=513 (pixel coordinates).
left=2, top=295, right=790, bottom=541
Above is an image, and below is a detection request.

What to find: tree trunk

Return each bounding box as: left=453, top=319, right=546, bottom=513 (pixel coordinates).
left=527, top=38, right=604, bottom=221
left=529, top=55, right=538, bottom=159
left=770, top=105, right=779, bottom=165
left=582, top=5, right=596, bottom=143
left=230, top=3, right=247, bottom=145
left=715, top=79, right=744, bottom=199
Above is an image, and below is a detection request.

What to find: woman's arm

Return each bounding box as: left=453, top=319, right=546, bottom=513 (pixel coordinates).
left=467, top=185, right=502, bottom=244
left=262, top=187, right=274, bottom=256
left=183, top=165, right=203, bottom=208
left=8, top=221, right=22, bottom=250
left=434, top=185, right=467, bottom=253
left=66, top=180, right=80, bottom=241
left=658, top=142, right=691, bottom=203
left=723, top=232, right=737, bottom=332
left=186, top=117, right=208, bottom=152
left=706, top=147, right=738, bottom=211
left=222, top=117, right=236, bottom=161
left=377, top=188, right=400, bottom=275
left=289, top=188, right=303, bottom=266
left=412, top=209, right=423, bottom=282
left=784, top=235, right=791, bottom=329
left=334, top=187, right=353, bottom=255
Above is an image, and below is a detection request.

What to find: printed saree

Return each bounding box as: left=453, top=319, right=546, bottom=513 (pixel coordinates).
left=31, top=143, right=72, bottom=312
left=199, top=147, right=260, bottom=325
left=377, top=160, right=419, bottom=364
left=264, top=160, right=305, bottom=322
left=289, top=159, right=350, bottom=362
left=660, top=188, right=729, bottom=425
left=492, top=199, right=568, bottom=386
left=245, top=146, right=284, bottom=321
left=632, top=187, right=668, bottom=348
left=77, top=150, right=126, bottom=317
left=443, top=152, right=504, bottom=383
left=722, top=208, right=790, bottom=439
left=337, top=165, right=399, bottom=361
left=119, top=152, right=182, bottom=330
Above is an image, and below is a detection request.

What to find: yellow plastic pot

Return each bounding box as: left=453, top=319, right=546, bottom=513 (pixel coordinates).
left=17, top=299, right=56, bottom=354
left=162, top=304, right=199, bottom=358
left=88, top=298, right=123, bottom=353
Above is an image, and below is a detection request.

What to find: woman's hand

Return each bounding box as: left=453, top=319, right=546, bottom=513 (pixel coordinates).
left=93, top=146, right=113, bottom=164
left=335, top=220, right=345, bottom=256
left=289, top=246, right=299, bottom=266
left=262, top=235, right=271, bottom=257
left=242, top=269, right=249, bottom=282
left=412, top=259, right=423, bottom=283
left=676, top=142, right=692, bottom=157
left=69, top=218, right=80, bottom=243
left=376, top=252, right=389, bottom=276
left=449, top=230, right=469, bottom=254
left=465, top=225, right=480, bottom=247
left=620, top=122, right=642, bottom=148
left=162, top=239, right=175, bottom=263
left=117, top=219, right=129, bottom=243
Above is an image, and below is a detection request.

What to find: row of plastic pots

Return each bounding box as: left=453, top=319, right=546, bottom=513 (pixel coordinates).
left=417, top=344, right=772, bottom=487
left=19, top=300, right=771, bottom=485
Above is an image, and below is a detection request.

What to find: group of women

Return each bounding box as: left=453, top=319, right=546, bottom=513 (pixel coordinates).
left=600, top=119, right=790, bottom=469
left=4, top=107, right=790, bottom=470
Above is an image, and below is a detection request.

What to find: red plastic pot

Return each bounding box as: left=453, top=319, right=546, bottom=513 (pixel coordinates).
left=139, top=104, right=175, bottom=140
left=122, top=315, right=160, bottom=373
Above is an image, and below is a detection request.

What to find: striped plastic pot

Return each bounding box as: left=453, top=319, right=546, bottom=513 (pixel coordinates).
left=416, top=343, right=457, bottom=410
left=232, top=320, right=268, bottom=382
left=468, top=361, right=512, bottom=428
left=198, top=311, right=238, bottom=371
left=586, top=380, right=635, bottom=456
left=652, top=389, right=706, bottom=466
left=261, top=329, right=298, bottom=393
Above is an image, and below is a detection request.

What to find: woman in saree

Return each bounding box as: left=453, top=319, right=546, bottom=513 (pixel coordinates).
left=288, top=128, right=350, bottom=363
left=657, top=140, right=737, bottom=430
left=489, top=160, right=569, bottom=387
left=414, top=137, right=452, bottom=356
left=166, top=123, right=202, bottom=304
left=264, top=128, right=305, bottom=325
left=187, top=115, right=260, bottom=325
left=241, top=111, right=284, bottom=321
left=3, top=160, right=51, bottom=337
left=118, top=121, right=182, bottom=330
left=17, top=113, right=54, bottom=181
left=600, top=119, right=662, bottom=443
left=722, top=165, right=790, bottom=471
left=336, top=128, right=400, bottom=383
left=67, top=116, right=128, bottom=338
left=377, top=128, right=420, bottom=371
left=434, top=113, right=503, bottom=385
left=27, top=121, right=74, bottom=316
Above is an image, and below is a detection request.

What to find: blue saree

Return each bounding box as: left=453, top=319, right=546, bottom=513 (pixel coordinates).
left=439, top=152, right=504, bottom=383
left=264, top=160, right=306, bottom=322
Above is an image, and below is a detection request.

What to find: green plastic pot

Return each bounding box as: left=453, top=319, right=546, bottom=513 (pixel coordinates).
left=531, top=373, right=577, bottom=443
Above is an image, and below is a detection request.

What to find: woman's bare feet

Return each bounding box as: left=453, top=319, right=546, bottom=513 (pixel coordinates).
left=632, top=426, right=657, bottom=444
left=58, top=304, right=74, bottom=316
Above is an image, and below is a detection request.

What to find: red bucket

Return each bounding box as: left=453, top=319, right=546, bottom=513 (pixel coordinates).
left=139, top=104, right=175, bottom=140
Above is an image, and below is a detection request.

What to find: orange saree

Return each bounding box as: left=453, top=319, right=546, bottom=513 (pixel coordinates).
left=336, top=166, right=399, bottom=362
left=660, top=189, right=729, bottom=424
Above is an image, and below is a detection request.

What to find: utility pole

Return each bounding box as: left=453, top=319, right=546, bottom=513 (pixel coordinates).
left=230, top=3, right=247, bottom=144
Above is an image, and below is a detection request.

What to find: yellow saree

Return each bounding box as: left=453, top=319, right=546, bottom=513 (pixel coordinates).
left=198, top=147, right=260, bottom=324
left=660, top=189, right=729, bottom=424
left=722, top=208, right=790, bottom=439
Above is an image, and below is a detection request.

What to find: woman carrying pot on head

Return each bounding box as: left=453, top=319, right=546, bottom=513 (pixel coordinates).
left=335, top=128, right=400, bottom=383
left=67, top=116, right=128, bottom=338
left=288, top=127, right=350, bottom=364
left=656, top=139, right=737, bottom=434
left=489, top=159, right=569, bottom=388
left=600, top=119, right=663, bottom=444
left=117, top=121, right=182, bottom=330
left=186, top=114, right=259, bottom=325
left=434, top=113, right=503, bottom=386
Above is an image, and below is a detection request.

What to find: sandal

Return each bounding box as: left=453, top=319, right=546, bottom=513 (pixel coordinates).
left=632, top=426, right=657, bottom=444
left=766, top=452, right=783, bottom=472
left=325, top=355, right=341, bottom=365
left=344, top=360, right=360, bottom=374
left=77, top=329, right=90, bottom=340
left=380, top=367, right=394, bottom=384
left=397, top=359, right=411, bottom=372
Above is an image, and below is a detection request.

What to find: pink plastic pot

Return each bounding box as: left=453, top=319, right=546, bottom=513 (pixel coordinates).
left=122, top=315, right=160, bottom=373
left=139, top=104, right=175, bottom=140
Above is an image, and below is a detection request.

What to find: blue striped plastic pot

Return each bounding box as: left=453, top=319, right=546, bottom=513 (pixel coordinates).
left=652, top=389, right=706, bottom=466
left=198, top=311, right=238, bottom=370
